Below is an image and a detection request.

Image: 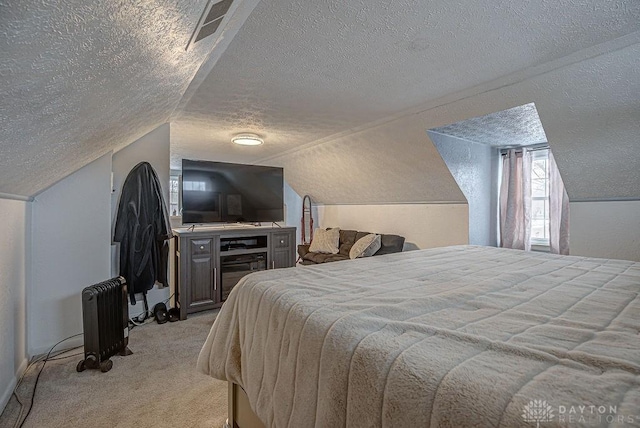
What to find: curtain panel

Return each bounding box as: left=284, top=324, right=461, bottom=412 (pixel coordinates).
left=548, top=151, right=570, bottom=255
left=500, top=149, right=532, bottom=251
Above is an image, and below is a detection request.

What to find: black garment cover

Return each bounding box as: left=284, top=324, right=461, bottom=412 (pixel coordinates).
left=114, top=162, right=172, bottom=304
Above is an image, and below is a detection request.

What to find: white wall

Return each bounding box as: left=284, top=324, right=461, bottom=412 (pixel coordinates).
left=284, top=182, right=302, bottom=244
left=316, top=203, right=469, bottom=250
left=315, top=200, right=640, bottom=261
left=428, top=131, right=497, bottom=246
left=0, top=198, right=29, bottom=412
left=570, top=201, right=640, bottom=262
left=30, top=153, right=112, bottom=355
left=112, top=123, right=171, bottom=317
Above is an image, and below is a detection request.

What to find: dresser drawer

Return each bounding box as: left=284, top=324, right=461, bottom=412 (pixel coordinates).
left=272, top=233, right=290, bottom=249
left=191, top=239, right=212, bottom=255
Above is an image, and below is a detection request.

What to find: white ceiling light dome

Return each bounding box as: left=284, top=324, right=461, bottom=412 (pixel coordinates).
left=232, top=133, right=263, bottom=146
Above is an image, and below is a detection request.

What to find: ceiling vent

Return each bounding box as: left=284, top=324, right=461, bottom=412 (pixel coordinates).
left=187, top=0, right=234, bottom=49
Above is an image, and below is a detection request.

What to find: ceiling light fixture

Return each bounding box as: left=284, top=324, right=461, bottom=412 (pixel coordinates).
left=232, top=133, right=264, bottom=146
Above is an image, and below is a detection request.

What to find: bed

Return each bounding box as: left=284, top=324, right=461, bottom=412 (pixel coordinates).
left=197, top=245, right=640, bottom=427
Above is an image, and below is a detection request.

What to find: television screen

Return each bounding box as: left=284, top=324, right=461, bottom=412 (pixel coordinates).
left=181, top=159, right=284, bottom=224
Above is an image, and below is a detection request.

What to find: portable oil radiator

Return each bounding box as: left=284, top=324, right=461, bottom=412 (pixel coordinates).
left=77, top=276, right=132, bottom=373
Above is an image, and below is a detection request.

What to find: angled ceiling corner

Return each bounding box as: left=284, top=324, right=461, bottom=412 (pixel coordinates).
left=269, top=115, right=467, bottom=205
left=171, top=0, right=263, bottom=119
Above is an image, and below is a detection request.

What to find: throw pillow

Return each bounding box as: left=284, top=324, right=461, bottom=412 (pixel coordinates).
left=349, top=234, right=381, bottom=259
left=309, top=228, right=340, bottom=254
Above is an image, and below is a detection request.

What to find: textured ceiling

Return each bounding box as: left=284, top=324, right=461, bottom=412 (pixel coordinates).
left=172, top=0, right=639, bottom=169
left=273, top=115, right=467, bottom=204
left=274, top=40, right=640, bottom=202
left=0, top=0, right=259, bottom=197
left=1, top=0, right=639, bottom=202
left=429, top=103, right=547, bottom=147
left=169, top=0, right=640, bottom=203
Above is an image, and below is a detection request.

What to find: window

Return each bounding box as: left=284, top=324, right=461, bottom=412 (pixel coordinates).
left=169, top=175, right=180, bottom=216
left=530, top=149, right=549, bottom=246
left=183, top=180, right=208, bottom=191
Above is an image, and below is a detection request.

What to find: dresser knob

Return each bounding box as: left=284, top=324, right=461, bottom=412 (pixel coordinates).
left=280, top=240, right=284, bottom=244
left=200, top=245, right=204, bottom=250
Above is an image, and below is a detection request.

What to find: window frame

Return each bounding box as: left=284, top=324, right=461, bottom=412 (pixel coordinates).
left=169, top=174, right=181, bottom=217
left=498, top=145, right=551, bottom=250
left=530, top=148, right=550, bottom=248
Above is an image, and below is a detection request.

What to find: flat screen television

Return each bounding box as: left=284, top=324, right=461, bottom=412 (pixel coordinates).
left=181, top=159, right=284, bottom=224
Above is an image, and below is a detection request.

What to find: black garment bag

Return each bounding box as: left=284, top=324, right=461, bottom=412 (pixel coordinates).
left=114, top=162, right=172, bottom=304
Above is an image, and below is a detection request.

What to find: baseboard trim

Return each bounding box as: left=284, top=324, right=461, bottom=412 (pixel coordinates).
left=0, top=358, right=28, bottom=415
left=29, top=335, right=84, bottom=359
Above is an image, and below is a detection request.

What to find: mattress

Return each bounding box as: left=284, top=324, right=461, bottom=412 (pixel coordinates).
left=197, top=245, right=640, bottom=427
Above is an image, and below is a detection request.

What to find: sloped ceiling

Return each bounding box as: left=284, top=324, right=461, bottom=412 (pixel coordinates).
left=429, top=103, right=548, bottom=148
left=1, top=0, right=639, bottom=202
left=0, top=0, right=260, bottom=197
left=273, top=40, right=640, bottom=202
left=171, top=0, right=640, bottom=202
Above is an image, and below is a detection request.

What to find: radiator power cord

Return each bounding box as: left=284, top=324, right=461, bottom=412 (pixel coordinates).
left=11, top=293, right=175, bottom=427
left=13, top=333, right=83, bottom=428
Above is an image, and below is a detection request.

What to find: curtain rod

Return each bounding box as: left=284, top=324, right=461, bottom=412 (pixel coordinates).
left=500, top=144, right=549, bottom=155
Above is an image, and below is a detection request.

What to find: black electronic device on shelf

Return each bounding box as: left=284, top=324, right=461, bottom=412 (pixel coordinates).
left=220, top=252, right=267, bottom=301
left=220, top=235, right=267, bottom=252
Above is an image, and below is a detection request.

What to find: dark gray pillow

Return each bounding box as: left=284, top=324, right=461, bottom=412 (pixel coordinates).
left=374, top=234, right=405, bottom=255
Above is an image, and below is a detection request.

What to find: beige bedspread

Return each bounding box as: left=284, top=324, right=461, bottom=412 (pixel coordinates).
left=197, top=245, right=640, bottom=427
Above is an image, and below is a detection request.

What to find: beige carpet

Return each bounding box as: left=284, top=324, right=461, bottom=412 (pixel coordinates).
left=0, top=311, right=227, bottom=428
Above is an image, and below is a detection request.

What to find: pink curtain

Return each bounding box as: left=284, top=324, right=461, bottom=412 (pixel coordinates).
left=548, top=151, right=570, bottom=255
left=500, top=149, right=532, bottom=251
